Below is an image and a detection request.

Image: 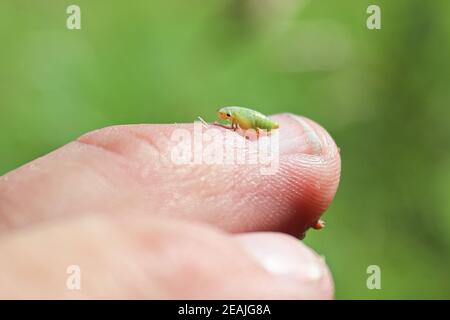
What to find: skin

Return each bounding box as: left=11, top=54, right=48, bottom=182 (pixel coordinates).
left=218, top=106, right=280, bottom=138
left=0, top=113, right=341, bottom=299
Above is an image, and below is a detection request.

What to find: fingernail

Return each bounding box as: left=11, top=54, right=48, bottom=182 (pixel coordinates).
left=274, top=113, right=324, bottom=155
left=235, top=232, right=327, bottom=283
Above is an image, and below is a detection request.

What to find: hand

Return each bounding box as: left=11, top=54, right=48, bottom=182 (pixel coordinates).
left=0, top=113, right=341, bottom=299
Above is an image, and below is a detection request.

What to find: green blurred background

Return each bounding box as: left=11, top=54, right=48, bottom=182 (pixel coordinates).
left=1, top=0, right=449, bottom=299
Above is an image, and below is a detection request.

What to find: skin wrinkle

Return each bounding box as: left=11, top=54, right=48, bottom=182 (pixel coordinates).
left=75, top=138, right=127, bottom=160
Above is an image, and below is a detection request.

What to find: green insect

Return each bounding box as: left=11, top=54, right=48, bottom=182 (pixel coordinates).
left=217, top=106, right=279, bottom=138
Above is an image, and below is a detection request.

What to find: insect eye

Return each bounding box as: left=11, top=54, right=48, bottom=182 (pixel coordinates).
left=226, top=113, right=231, bottom=117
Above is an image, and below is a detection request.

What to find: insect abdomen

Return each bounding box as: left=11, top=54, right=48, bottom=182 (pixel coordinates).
left=255, top=116, right=279, bottom=130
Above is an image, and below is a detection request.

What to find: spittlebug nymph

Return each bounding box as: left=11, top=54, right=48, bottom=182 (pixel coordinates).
left=217, top=106, right=279, bottom=138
